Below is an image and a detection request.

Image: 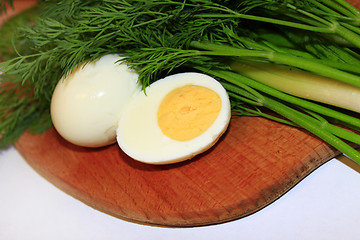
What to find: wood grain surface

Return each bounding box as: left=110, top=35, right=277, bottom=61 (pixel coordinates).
left=15, top=116, right=339, bottom=226
left=4, top=0, right=359, bottom=227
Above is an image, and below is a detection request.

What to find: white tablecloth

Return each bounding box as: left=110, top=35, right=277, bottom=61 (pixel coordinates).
left=1, top=146, right=360, bottom=240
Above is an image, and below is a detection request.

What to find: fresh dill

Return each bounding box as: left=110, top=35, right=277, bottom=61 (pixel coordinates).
left=1, top=0, right=360, bottom=163
left=0, top=0, right=13, bottom=15
left=0, top=4, right=39, bottom=60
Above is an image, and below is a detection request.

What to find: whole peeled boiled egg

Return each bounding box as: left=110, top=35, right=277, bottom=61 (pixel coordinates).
left=116, top=72, right=231, bottom=165
left=51, top=54, right=141, bottom=147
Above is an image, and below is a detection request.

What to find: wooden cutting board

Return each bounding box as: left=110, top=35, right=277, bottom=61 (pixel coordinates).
left=6, top=0, right=360, bottom=227
left=15, top=116, right=339, bottom=227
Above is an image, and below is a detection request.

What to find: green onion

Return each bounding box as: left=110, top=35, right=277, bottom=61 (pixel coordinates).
left=231, top=61, right=360, bottom=113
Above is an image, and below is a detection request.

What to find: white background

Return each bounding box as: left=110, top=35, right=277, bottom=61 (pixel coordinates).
left=1, top=146, right=360, bottom=240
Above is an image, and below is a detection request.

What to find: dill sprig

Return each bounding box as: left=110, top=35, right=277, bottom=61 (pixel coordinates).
left=0, top=0, right=13, bottom=15
left=1, top=0, right=360, bottom=162
left=0, top=4, right=39, bottom=61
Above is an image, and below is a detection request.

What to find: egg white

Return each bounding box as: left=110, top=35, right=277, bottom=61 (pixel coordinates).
left=116, top=72, right=231, bottom=164
left=51, top=54, right=142, bottom=147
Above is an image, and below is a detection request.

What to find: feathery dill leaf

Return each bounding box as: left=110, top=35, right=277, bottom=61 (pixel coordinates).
left=0, top=0, right=13, bottom=15
left=0, top=5, right=39, bottom=61
left=1, top=0, right=360, bottom=163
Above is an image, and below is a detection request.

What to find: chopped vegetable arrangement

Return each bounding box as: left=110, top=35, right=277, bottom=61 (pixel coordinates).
left=1, top=0, right=360, bottom=164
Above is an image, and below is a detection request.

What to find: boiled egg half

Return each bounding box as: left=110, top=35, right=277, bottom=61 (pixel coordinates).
left=51, top=54, right=141, bottom=147
left=116, top=72, right=231, bottom=164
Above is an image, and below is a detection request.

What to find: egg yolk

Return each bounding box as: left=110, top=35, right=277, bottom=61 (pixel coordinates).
left=157, top=84, right=222, bottom=141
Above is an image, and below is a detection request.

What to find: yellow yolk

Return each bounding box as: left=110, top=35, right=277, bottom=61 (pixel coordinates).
left=116, top=72, right=231, bottom=164
left=157, top=84, right=222, bottom=141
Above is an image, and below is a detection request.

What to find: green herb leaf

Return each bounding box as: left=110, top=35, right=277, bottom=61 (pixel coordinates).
left=1, top=0, right=360, bottom=164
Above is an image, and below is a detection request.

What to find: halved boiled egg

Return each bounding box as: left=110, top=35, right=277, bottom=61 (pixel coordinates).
left=116, top=72, right=231, bottom=165
left=51, top=54, right=141, bottom=147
